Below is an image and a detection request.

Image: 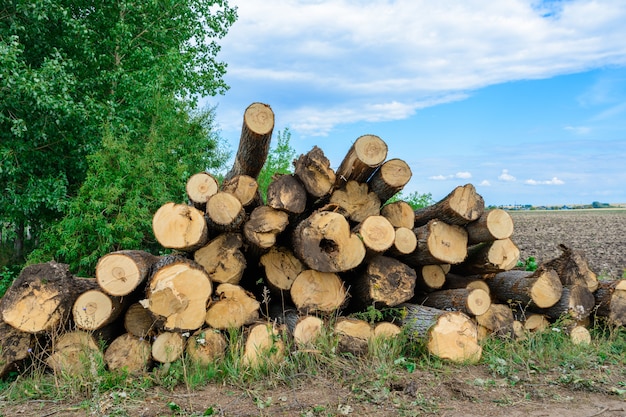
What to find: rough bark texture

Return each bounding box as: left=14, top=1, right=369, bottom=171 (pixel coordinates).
left=350, top=256, right=416, bottom=309
left=0, top=320, right=36, bottom=378
left=594, top=279, right=626, bottom=325
left=367, top=158, right=412, bottom=203
left=475, top=304, right=515, bottom=338
left=124, top=302, right=157, bottom=338
left=533, top=284, right=596, bottom=321
left=413, top=184, right=485, bottom=227
left=329, top=181, right=381, bottom=223
left=260, top=246, right=305, bottom=293
left=293, top=146, right=336, bottom=199
left=334, top=134, right=388, bottom=187
left=221, top=174, right=262, bottom=210
left=543, top=244, right=598, bottom=292
left=486, top=268, right=563, bottom=309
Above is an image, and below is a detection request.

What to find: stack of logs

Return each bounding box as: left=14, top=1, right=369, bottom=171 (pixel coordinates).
left=1, top=102, right=625, bottom=378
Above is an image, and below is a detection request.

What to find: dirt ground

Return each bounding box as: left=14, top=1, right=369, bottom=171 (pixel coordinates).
left=1, top=209, right=625, bottom=417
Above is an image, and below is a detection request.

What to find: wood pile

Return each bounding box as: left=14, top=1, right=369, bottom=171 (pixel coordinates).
left=1, top=102, right=625, bottom=378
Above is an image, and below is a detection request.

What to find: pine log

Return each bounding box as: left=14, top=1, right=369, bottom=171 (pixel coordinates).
left=413, top=184, right=484, bottom=227
left=543, top=244, right=598, bottom=292
left=334, top=317, right=372, bottom=356
left=367, top=158, right=412, bottom=203
left=152, top=202, right=208, bottom=252
left=124, top=302, right=158, bottom=338
left=205, top=191, right=246, bottom=233
left=402, top=220, right=468, bottom=266
left=225, top=102, right=274, bottom=181
left=415, top=265, right=447, bottom=291
left=104, top=333, right=151, bottom=372
left=290, top=270, right=348, bottom=314
left=96, top=250, right=159, bottom=296
left=259, top=246, right=305, bottom=293
left=387, top=227, right=418, bottom=256
left=242, top=322, right=285, bottom=368
left=293, top=316, right=324, bottom=346
left=353, top=215, right=395, bottom=255
left=475, top=304, right=515, bottom=338
left=350, top=256, right=416, bottom=309
left=266, top=174, right=308, bottom=215
left=205, top=284, right=260, bottom=330
left=381, top=201, right=415, bottom=229
left=334, top=134, right=388, bottom=187
left=401, top=304, right=482, bottom=363
left=416, top=288, right=491, bottom=317
left=443, top=273, right=490, bottom=294
left=194, top=233, right=246, bottom=285
left=72, top=289, right=129, bottom=331
left=593, top=279, right=626, bottom=325
left=533, top=284, right=595, bottom=321
left=243, top=206, right=289, bottom=251
left=185, top=328, right=227, bottom=366
left=143, top=255, right=213, bottom=331
left=452, top=238, right=520, bottom=275
left=486, top=268, right=563, bottom=309
left=329, top=180, right=381, bottom=223
left=152, top=332, right=185, bottom=364
left=465, top=208, right=514, bottom=244
left=292, top=210, right=365, bottom=273
left=221, top=174, right=262, bottom=210
left=46, top=331, right=100, bottom=376
left=0, top=320, right=36, bottom=378
left=186, top=172, right=219, bottom=211
left=293, top=146, right=336, bottom=199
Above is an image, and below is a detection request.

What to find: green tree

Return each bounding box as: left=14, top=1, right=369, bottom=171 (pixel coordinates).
left=257, top=128, right=297, bottom=201
left=387, top=190, right=434, bottom=210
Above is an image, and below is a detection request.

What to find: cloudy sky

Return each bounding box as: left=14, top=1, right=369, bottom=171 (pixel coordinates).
left=202, top=0, right=626, bottom=206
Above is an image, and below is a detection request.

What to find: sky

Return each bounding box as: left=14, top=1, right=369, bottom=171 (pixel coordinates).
left=202, top=0, right=626, bottom=206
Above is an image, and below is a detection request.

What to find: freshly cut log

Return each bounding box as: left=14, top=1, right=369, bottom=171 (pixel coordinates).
left=243, top=206, right=289, bottom=251
left=194, top=233, right=246, bottom=285
left=334, top=317, right=372, bottom=356
left=206, top=192, right=246, bottom=233
left=104, top=333, right=151, bottom=372
left=402, top=220, right=468, bottom=266
left=329, top=181, right=381, bottom=223
left=290, top=270, right=347, bottom=314
left=350, top=256, right=416, bottom=309
left=225, top=102, right=274, bottom=181
left=452, top=238, right=520, bottom=275
left=46, top=331, right=100, bottom=375
left=475, top=304, right=515, bottom=338
left=205, top=284, right=260, bottom=330
left=266, top=174, right=307, bottom=215
left=381, top=201, right=414, bottom=229
left=443, top=273, right=490, bottom=294
left=415, top=265, right=447, bottom=291
left=72, top=289, right=129, bottom=331
left=293, top=146, right=336, bottom=199
left=512, top=320, right=526, bottom=341
left=124, top=302, right=157, bottom=338
left=523, top=314, right=550, bottom=332
left=293, top=316, right=324, bottom=346
left=367, top=158, right=412, bottom=203
left=465, top=208, right=514, bottom=244
left=0, top=320, right=36, bottom=378
left=96, top=250, right=159, bottom=296
left=292, top=211, right=365, bottom=273
left=401, top=304, right=482, bottom=363
left=413, top=184, right=484, bottom=227
left=486, top=268, right=562, bottom=309
left=186, top=171, right=219, bottom=210
left=334, top=134, right=387, bottom=187
left=416, top=288, right=491, bottom=317
left=242, top=322, right=285, bottom=368
left=373, top=322, right=402, bottom=339
left=152, top=202, right=208, bottom=252
left=543, top=244, right=598, bottom=292
left=594, top=279, right=626, bottom=325
left=221, top=174, right=261, bottom=209
left=185, top=328, right=227, bottom=366
left=387, top=227, right=418, bottom=256
left=534, top=284, right=595, bottom=321
left=353, top=215, right=395, bottom=254
left=144, top=256, right=213, bottom=331
left=152, top=332, right=185, bottom=364
left=260, top=246, right=305, bottom=293
left=568, top=325, right=591, bottom=345
left=1, top=262, right=90, bottom=334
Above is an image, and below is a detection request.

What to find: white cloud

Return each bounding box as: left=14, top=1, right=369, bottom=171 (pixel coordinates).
left=479, top=180, right=491, bottom=186
left=455, top=171, right=472, bottom=179
left=525, top=177, right=565, bottom=185
left=429, top=174, right=449, bottom=181
left=564, top=125, right=591, bottom=135
left=498, top=169, right=516, bottom=182
left=428, top=171, right=472, bottom=181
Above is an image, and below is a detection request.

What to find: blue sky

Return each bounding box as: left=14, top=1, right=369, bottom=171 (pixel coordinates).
left=202, top=0, right=626, bottom=206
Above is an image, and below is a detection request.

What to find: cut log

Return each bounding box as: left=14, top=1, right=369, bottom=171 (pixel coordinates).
left=151, top=332, right=185, bottom=364
left=205, top=191, right=246, bottom=233
left=46, top=331, right=100, bottom=376
left=402, top=220, right=468, bottom=266
left=594, top=279, right=626, bottom=326
left=293, top=316, right=324, bottom=346
left=292, top=211, right=365, bottom=273
left=124, top=302, right=158, bottom=338
left=353, top=215, right=395, bottom=255
left=293, top=146, right=336, bottom=199
left=534, top=284, right=596, bottom=321
left=205, top=284, right=260, bottom=330
left=152, top=202, right=208, bottom=252
left=329, top=181, right=381, bottom=223
left=452, top=238, right=520, bottom=275
left=401, top=304, right=482, bottom=363
left=96, top=250, right=159, bottom=296
left=416, top=288, right=491, bottom=317
left=221, top=174, right=261, bottom=210
left=569, top=325, right=591, bottom=345
left=243, top=206, right=289, bottom=251
left=381, top=201, right=415, bottom=229
left=260, top=246, right=305, bottom=293
left=334, top=317, right=372, bottom=356
left=290, top=270, right=348, bottom=314
left=104, top=333, right=151, bottom=372
left=242, top=322, right=285, bottom=368
left=443, top=273, right=490, bottom=294
left=387, top=227, right=418, bottom=257
left=413, top=184, right=484, bottom=227
left=225, top=102, right=274, bottom=181
left=486, top=268, right=562, bottom=309
left=415, top=265, right=447, bottom=291
left=266, top=174, right=308, bottom=215
left=543, top=244, right=598, bottom=292
left=185, top=328, right=227, bottom=366
left=144, top=255, right=213, bottom=331
left=194, top=233, right=246, bottom=285
left=475, top=304, right=515, bottom=338
left=465, top=208, right=514, bottom=244
left=523, top=314, right=550, bottom=332
left=0, top=320, right=36, bottom=378
left=334, top=134, right=387, bottom=187
left=373, top=322, right=402, bottom=339
left=350, top=256, right=416, bottom=309
left=512, top=320, right=526, bottom=341
left=72, top=289, right=129, bottom=331
left=367, top=158, right=412, bottom=203
left=186, top=171, right=219, bottom=210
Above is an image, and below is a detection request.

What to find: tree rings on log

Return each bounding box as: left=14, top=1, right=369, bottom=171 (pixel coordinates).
left=290, top=270, right=347, bottom=314
left=466, top=208, right=514, bottom=244
left=413, top=183, right=484, bottom=227
left=242, top=323, right=285, bottom=368
left=186, top=172, right=219, bottom=210
left=335, top=134, right=387, bottom=187
left=104, top=333, right=151, bottom=372
left=194, top=233, right=246, bottom=285
left=152, top=202, right=208, bottom=251
left=205, top=284, right=260, bottom=330
left=96, top=250, right=159, bottom=296
left=367, top=158, right=412, bottom=203
left=152, top=332, right=185, bottom=364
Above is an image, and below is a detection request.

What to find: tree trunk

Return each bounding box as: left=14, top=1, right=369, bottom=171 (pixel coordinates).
left=186, top=171, right=219, bottom=211
left=185, top=328, right=227, bottom=366
left=225, top=102, right=274, bottom=181
left=593, top=279, right=626, bottom=325
left=72, top=289, right=129, bottom=331
left=96, top=250, right=159, bottom=297
left=381, top=200, right=414, bottom=229
left=475, top=304, right=515, bottom=338
left=413, top=184, right=484, bottom=227
left=243, top=206, right=289, bottom=251
left=334, top=317, right=372, bottom=356
left=152, top=202, right=208, bottom=252
left=350, top=256, right=416, bottom=309
left=242, top=322, right=285, bottom=368
left=533, top=284, right=595, bottom=321
left=334, top=134, right=387, bottom=187
left=0, top=320, right=36, bottom=378
left=415, top=288, right=491, bottom=316
left=402, top=220, right=468, bottom=266
left=194, top=233, right=247, bottom=285
left=206, top=191, right=246, bottom=233
left=259, top=246, right=305, bottom=293
left=104, top=333, right=151, bottom=372
left=290, top=270, right=348, bottom=314
left=329, top=180, right=381, bottom=223
left=486, top=268, right=563, bottom=309
left=152, top=332, right=185, bottom=364
left=353, top=215, right=396, bottom=255
left=124, top=302, right=158, bottom=338
left=452, top=238, right=520, bottom=275
left=266, top=174, right=308, bottom=215
left=46, top=331, right=100, bottom=376
left=367, top=158, right=412, bottom=204
left=205, top=284, right=260, bottom=330
left=465, top=208, right=514, bottom=244
left=293, top=146, right=336, bottom=199
left=543, top=244, right=598, bottom=292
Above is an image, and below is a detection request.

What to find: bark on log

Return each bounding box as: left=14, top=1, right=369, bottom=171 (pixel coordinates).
left=0, top=320, right=36, bottom=378
left=402, top=220, right=468, bottom=266
left=475, top=304, right=515, bottom=338
left=329, top=180, right=381, bottom=223
left=225, top=102, right=274, bottom=181
left=350, top=256, right=416, bottom=309
left=152, top=332, right=185, bottom=364
left=260, top=246, right=305, bottom=293
left=96, top=250, right=159, bottom=297
left=353, top=215, right=396, bottom=255
left=124, top=302, right=158, bottom=338
left=104, top=333, right=151, bottom=372
left=334, top=317, right=372, bottom=356
left=452, top=238, right=520, bottom=275
left=387, top=227, right=418, bottom=257
left=367, top=158, right=412, bottom=203
left=152, top=202, right=208, bottom=252
left=543, top=244, right=598, bottom=292
left=593, top=279, right=626, bottom=325
left=206, top=192, right=246, bottom=233
left=401, top=304, right=482, bottom=363
left=266, top=174, right=308, bottom=215
left=186, top=172, right=219, bottom=211
left=334, top=134, right=388, bottom=187
left=293, top=211, right=366, bottom=273
left=46, top=331, right=100, bottom=376
left=205, top=284, right=260, bottom=330
left=290, top=270, right=348, bottom=314
left=416, top=288, right=491, bottom=317
left=443, top=273, right=490, bottom=294
left=194, top=233, right=246, bottom=285
left=293, top=146, right=336, bottom=199
left=381, top=200, right=415, bottom=229
left=221, top=174, right=262, bottom=210
left=242, top=322, right=285, bottom=368
left=465, top=208, right=514, bottom=244
left=533, top=284, right=595, bottom=321
left=413, top=184, right=484, bottom=227
left=72, top=289, right=129, bottom=331
left=486, top=268, right=563, bottom=309
left=185, top=328, right=227, bottom=366
left=243, top=206, right=289, bottom=251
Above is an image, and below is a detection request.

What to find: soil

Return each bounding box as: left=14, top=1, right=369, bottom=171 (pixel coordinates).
left=1, top=209, right=625, bottom=417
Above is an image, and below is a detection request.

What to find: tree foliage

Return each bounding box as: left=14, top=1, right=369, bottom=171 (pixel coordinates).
left=257, top=128, right=297, bottom=201
left=387, top=190, right=434, bottom=210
